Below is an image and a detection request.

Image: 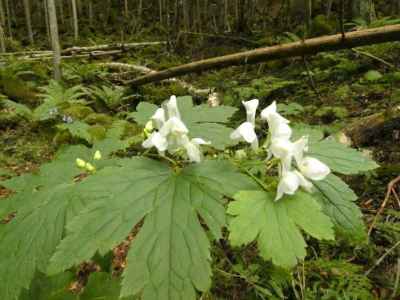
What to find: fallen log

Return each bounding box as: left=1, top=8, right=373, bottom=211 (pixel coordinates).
left=345, top=106, right=400, bottom=147
left=99, top=62, right=221, bottom=106
left=127, top=24, right=400, bottom=86
left=0, top=41, right=166, bottom=58
left=11, top=50, right=124, bottom=61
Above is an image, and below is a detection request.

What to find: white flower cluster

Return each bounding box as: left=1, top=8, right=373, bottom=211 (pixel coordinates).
left=142, top=95, right=210, bottom=163
left=231, top=100, right=331, bottom=201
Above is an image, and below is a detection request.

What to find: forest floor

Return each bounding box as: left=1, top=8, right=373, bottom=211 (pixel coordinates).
left=1, top=33, right=400, bottom=299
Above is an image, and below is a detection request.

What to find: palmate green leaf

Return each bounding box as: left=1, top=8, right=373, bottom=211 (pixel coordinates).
left=80, top=273, right=136, bottom=300
left=0, top=145, right=90, bottom=217
left=1, top=99, right=33, bottom=119
left=227, top=191, right=334, bottom=268
left=308, top=137, right=379, bottom=175
left=19, top=272, right=75, bottom=300
left=313, top=174, right=365, bottom=237
left=0, top=183, right=84, bottom=300
left=57, top=121, right=93, bottom=143
left=130, top=96, right=237, bottom=149
left=48, top=159, right=257, bottom=300
left=292, top=125, right=379, bottom=175
left=0, top=143, right=127, bottom=300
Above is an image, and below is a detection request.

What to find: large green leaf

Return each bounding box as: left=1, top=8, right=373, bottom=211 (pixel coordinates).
left=1, top=99, right=33, bottom=119
left=48, top=159, right=257, bottom=300
left=313, top=174, right=365, bottom=236
left=80, top=273, right=135, bottom=300
left=227, top=191, right=334, bottom=268
left=0, top=144, right=126, bottom=300
left=308, top=137, right=379, bottom=175
left=130, top=96, right=237, bottom=149
left=19, top=272, right=75, bottom=300
left=0, top=183, right=83, bottom=300
left=57, top=121, right=93, bottom=144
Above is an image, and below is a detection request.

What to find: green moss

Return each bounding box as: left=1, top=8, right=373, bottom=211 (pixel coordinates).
left=84, top=113, right=114, bottom=127
left=52, top=130, right=72, bottom=146
left=63, top=105, right=94, bottom=120
left=311, top=15, right=335, bottom=36
left=0, top=77, right=38, bottom=105
left=88, top=125, right=107, bottom=141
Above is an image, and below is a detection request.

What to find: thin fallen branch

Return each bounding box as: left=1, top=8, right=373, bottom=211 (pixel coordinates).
left=368, top=175, right=400, bottom=236
left=99, top=62, right=220, bottom=106
left=127, top=24, right=400, bottom=86
left=0, top=41, right=166, bottom=57
left=13, top=50, right=124, bottom=61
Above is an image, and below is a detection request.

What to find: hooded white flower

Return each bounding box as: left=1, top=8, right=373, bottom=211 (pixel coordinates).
left=291, top=136, right=330, bottom=181
left=151, top=108, right=166, bottom=130
left=276, top=169, right=313, bottom=201
left=298, top=157, right=330, bottom=180
left=142, top=131, right=168, bottom=152
left=260, top=101, right=290, bottom=124
left=242, top=99, right=259, bottom=125
left=181, top=136, right=210, bottom=163
left=267, top=113, right=292, bottom=140
left=230, top=122, right=258, bottom=150
left=165, top=95, right=181, bottom=119
left=276, top=170, right=300, bottom=200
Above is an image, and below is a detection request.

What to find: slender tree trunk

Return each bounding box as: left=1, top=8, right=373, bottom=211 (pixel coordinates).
left=58, top=0, right=65, bottom=25
left=44, top=0, right=51, bottom=44
left=0, top=0, right=5, bottom=30
left=124, top=0, right=129, bottom=18
left=23, top=0, right=34, bottom=44
left=47, top=0, right=62, bottom=80
left=88, top=0, right=93, bottom=27
left=0, top=23, right=5, bottom=53
left=71, top=0, right=78, bottom=42
left=304, top=0, right=312, bottom=35
left=4, top=0, right=11, bottom=39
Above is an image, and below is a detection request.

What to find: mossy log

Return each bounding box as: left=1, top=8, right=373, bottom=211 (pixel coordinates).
left=127, top=24, right=400, bottom=86
left=345, top=107, right=400, bottom=146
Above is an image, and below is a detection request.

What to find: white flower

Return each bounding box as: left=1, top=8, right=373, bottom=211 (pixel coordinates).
left=182, top=136, right=210, bottom=163
left=242, top=99, right=259, bottom=125
left=142, top=132, right=168, bottom=152
left=165, top=95, right=181, bottom=119
left=276, top=170, right=300, bottom=200
left=276, top=170, right=313, bottom=201
left=230, top=122, right=258, bottom=150
left=267, top=113, right=292, bottom=140
left=159, top=116, right=189, bottom=137
left=151, top=108, right=165, bottom=130
left=298, top=157, right=330, bottom=181
left=293, top=170, right=313, bottom=192
left=260, top=101, right=289, bottom=124
left=270, top=137, right=294, bottom=168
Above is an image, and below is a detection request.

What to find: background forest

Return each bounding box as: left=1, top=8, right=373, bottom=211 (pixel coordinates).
left=0, top=0, right=400, bottom=300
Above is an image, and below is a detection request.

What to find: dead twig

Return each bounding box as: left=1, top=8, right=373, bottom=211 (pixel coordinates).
left=368, top=175, right=400, bottom=236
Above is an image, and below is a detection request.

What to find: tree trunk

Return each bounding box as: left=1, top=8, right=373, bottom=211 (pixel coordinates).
left=71, top=0, right=79, bottom=42
left=44, top=0, right=51, bottom=44
left=128, top=24, right=400, bottom=86
left=4, top=0, right=11, bottom=39
left=47, top=0, right=62, bottom=80
left=88, top=0, right=93, bottom=27
left=23, top=0, right=34, bottom=44
left=0, top=23, right=5, bottom=53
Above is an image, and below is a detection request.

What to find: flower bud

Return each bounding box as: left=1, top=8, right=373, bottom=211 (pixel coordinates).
left=235, top=149, right=247, bottom=160
left=85, top=162, right=96, bottom=172
left=94, top=150, right=102, bottom=160
left=76, top=158, right=86, bottom=168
